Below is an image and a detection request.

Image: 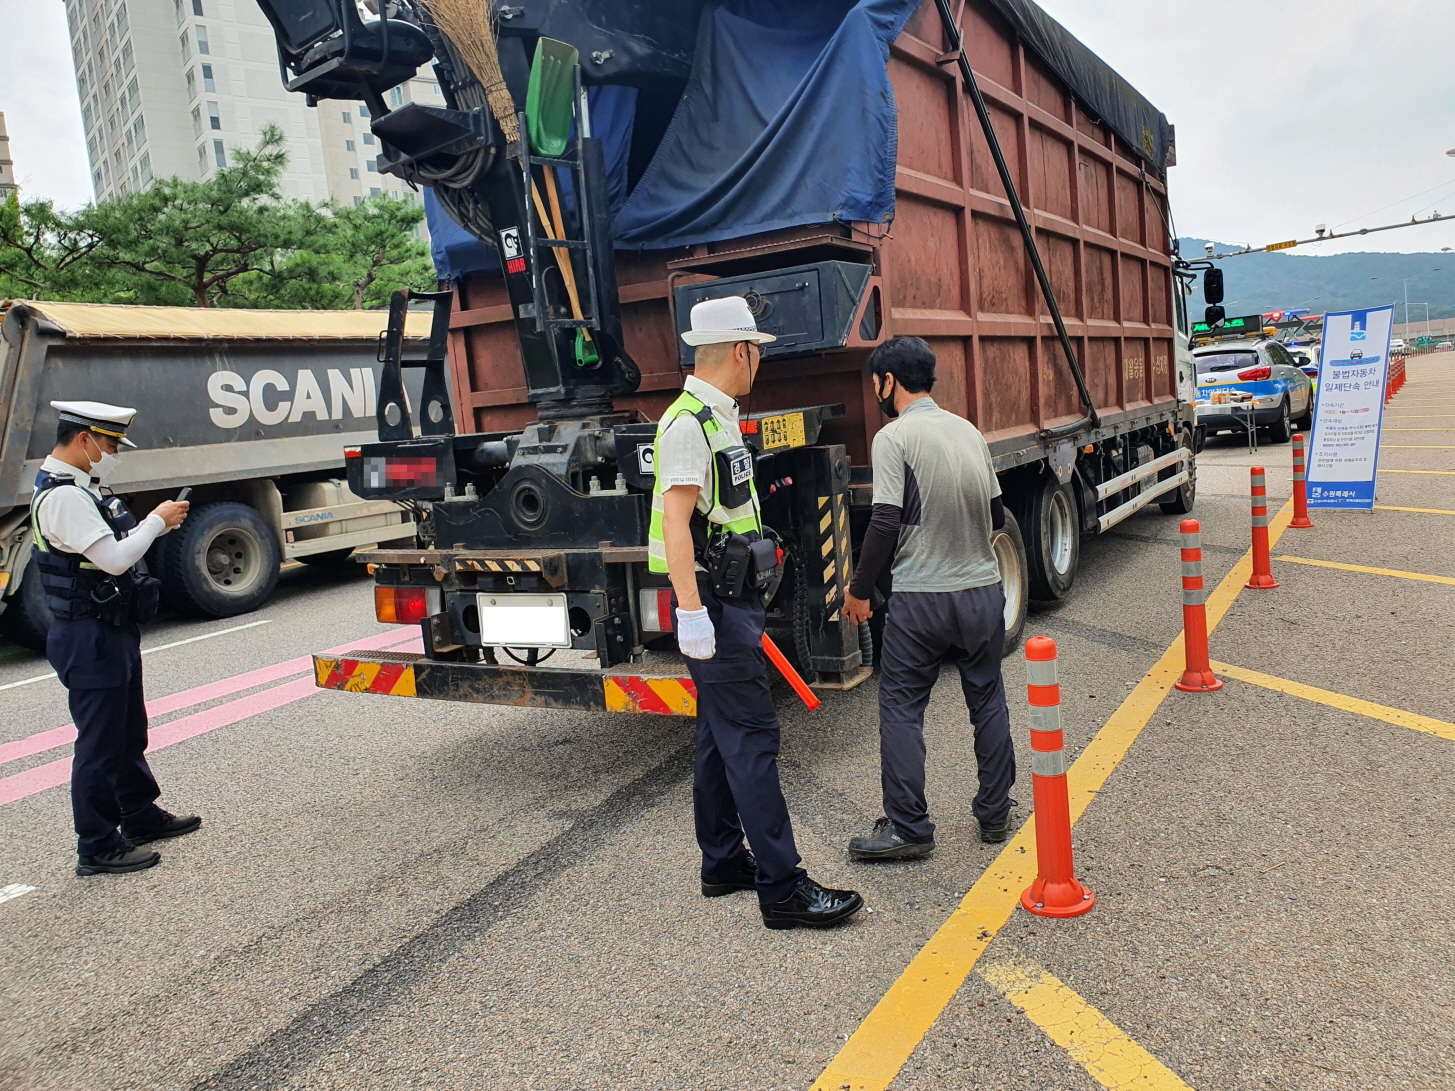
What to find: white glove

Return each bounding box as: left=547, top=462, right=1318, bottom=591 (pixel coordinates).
left=675, top=607, right=716, bottom=660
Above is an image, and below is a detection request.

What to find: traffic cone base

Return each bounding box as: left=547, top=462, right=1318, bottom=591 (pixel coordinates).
left=1175, top=668, right=1224, bottom=693
left=1290, top=514, right=1315, bottom=529
left=1021, top=877, right=1096, bottom=918
left=1245, top=572, right=1280, bottom=590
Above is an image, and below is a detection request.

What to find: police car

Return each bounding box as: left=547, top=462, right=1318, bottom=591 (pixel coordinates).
left=1193, top=339, right=1314, bottom=443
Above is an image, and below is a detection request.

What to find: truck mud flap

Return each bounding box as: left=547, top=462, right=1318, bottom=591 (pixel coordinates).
left=313, top=651, right=697, bottom=716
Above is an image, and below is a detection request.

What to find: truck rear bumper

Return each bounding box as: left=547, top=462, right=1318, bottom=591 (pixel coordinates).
left=313, top=651, right=699, bottom=716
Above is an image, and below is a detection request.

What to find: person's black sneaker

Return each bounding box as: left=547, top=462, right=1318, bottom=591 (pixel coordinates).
left=702, top=852, right=758, bottom=897
left=848, top=817, right=935, bottom=861
left=979, top=815, right=1013, bottom=843
left=76, top=844, right=161, bottom=876
left=761, top=876, right=864, bottom=930
left=121, top=809, right=202, bottom=845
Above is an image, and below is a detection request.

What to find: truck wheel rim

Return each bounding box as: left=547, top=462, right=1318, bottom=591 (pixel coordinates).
left=1048, top=489, right=1075, bottom=576
left=204, top=526, right=264, bottom=594
left=994, top=531, right=1024, bottom=629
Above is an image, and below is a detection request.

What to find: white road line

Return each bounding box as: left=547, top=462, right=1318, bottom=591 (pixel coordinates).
left=0, top=884, right=37, bottom=904
left=0, top=619, right=273, bottom=692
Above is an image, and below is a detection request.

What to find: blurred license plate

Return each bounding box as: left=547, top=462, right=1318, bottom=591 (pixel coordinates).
left=476, top=593, right=571, bottom=648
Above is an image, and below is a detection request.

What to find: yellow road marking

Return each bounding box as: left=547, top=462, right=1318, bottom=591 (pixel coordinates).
left=1210, top=661, right=1455, bottom=743
left=1381, top=468, right=1455, bottom=475
left=978, top=957, right=1194, bottom=1091
left=811, top=501, right=1294, bottom=1091
left=1374, top=504, right=1455, bottom=515
left=1275, top=555, right=1455, bottom=586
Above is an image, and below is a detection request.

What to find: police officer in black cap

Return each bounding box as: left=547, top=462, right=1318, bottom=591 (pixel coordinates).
left=32, top=401, right=199, bottom=875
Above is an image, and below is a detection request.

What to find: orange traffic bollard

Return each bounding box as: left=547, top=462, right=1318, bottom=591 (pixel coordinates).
left=1174, top=519, right=1223, bottom=693
left=1290, top=434, right=1314, bottom=529
left=1245, top=467, right=1279, bottom=589
left=1020, top=637, right=1094, bottom=918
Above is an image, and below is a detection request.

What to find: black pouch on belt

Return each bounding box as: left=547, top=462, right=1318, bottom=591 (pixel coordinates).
left=706, top=532, right=783, bottom=599
left=131, top=575, right=162, bottom=624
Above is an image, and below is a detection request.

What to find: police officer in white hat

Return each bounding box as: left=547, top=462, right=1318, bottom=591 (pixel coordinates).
left=32, top=401, right=198, bottom=875
left=648, top=298, right=863, bottom=929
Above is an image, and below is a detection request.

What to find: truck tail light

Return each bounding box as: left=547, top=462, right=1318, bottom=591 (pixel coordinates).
left=1237, top=365, right=1272, bottom=381
left=375, top=585, right=428, bottom=624
left=638, top=588, right=676, bottom=632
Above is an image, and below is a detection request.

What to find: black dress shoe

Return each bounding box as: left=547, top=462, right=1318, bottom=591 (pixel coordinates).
left=979, top=815, right=1012, bottom=843
left=121, top=809, right=202, bottom=845
left=761, top=876, right=864, bottom=930
left=702, top=852, right=758, bottom=897
left=848, top=817, right=935, bottom=861
left=76, top=844, right=161, bottom=876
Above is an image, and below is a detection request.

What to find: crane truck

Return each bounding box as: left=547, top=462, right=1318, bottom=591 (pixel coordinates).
left=245, top=0, right=1213, bottom=717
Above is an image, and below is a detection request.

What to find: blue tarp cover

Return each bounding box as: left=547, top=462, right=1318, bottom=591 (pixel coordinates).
left=426, top=0, right=917, bottom=278
left=612, top=0, right=919, bottom=250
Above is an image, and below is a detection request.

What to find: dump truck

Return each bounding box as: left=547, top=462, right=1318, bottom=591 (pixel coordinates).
left=246, top=0, right=1208, bottom=715
left=0, top=302, right=424, bottom=648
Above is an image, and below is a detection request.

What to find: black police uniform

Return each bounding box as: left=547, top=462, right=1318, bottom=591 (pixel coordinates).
left=683, top=574, right=806, bottom=905
left=31, top=468, right=164, bottom=857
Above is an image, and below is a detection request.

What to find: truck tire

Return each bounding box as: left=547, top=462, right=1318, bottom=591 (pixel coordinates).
left=152, top=501, right=280, bottom=618
left=1014, top=474, right=1079, bottom=602
left=1, top=556, right=56, bottom=653
left=1160, top=428, right=1198, bottom=515
left=993, top=509, right=1028, bottom=657
left=1267, top=398, right=1293, bottom=444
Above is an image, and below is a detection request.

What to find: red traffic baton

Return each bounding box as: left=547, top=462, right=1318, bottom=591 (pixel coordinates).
left=1020, top=637, right=1094, bottom=918
left=1290, top=434, right=1314, bottom=529
left=762, top=633, right=821, bottom=711
left=1245, top=467, right=1279, bottom=590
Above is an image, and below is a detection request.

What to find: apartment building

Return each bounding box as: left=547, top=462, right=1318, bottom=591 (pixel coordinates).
left=0, top=113, right=17, bottom=200
left=62, top=0, right=436, bottom=235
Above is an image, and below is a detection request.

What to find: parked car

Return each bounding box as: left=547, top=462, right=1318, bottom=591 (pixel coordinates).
left=1391, top=338, right=1407, bottom=354
left=1437, top=341, right=1453, bottom=351
left=1193, top=339, right=1315, bottom=443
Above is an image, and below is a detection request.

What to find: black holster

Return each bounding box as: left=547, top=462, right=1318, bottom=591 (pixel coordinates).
left=705, top=530, right=782, bottom=599
left=90, top=574, right=160, bottom=626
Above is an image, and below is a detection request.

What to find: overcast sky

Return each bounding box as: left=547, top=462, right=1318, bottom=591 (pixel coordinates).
left=3, top=0, right=1454, bottom=256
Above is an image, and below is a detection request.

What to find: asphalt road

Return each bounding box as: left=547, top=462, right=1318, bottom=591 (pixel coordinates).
left=2, top=357, right=1452, bottom=1090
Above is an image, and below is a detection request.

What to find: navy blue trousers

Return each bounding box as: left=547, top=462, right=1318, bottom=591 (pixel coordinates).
left=681, top=579, right=805, bottom=905
left=46, top=619, right=161, bottom=856
left=877, top=585, right=1017, bottom=842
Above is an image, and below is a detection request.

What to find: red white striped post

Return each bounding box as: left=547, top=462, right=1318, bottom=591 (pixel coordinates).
left=1175, top=519, right=1223, bottom=693
left=1020, top=637, right=1095, bottom=918
left=1290, top=434, right=1314, bottom=529
left=1246, top=466, right=1279, bottom=590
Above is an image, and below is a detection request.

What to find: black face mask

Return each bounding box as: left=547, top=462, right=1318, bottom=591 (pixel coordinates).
left=877, top=378, right=899, bottom=419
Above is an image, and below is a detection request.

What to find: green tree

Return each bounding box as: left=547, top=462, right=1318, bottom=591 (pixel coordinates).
left=1, top=126, right=438, bottom=309
left=79, top=124, right=321, bottom=307
left=263, top=195, right=436, bottom=310
left=0, top=193, right=102, bottom=300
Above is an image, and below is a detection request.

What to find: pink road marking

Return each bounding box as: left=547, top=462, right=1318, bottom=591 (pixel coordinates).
left=0, top=630, right=426, bottom=809
left=0, top=627, right=421, bottom=768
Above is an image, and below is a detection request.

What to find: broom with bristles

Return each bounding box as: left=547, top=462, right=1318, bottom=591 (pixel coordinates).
left=415, top=0, right=520, bottom=146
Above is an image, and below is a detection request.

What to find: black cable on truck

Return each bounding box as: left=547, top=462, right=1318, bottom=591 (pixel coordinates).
left=932, top=0, right=1098, bottom=441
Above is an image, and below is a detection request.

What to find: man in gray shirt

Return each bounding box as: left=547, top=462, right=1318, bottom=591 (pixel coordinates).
left=844, top=337, right=1017, bottom=858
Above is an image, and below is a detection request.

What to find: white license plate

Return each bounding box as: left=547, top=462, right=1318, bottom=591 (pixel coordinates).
left=476, top=593, right=571, bottom=648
